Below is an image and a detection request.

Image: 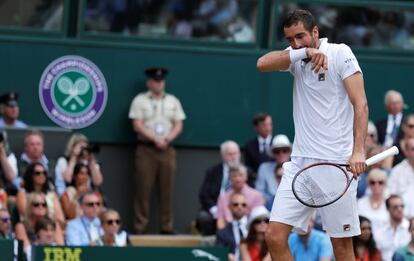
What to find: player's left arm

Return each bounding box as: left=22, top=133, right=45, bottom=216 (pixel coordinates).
left=344, top=72, right=369, bottom=177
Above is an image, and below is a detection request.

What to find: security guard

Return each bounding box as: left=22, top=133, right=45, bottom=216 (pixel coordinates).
left=129, top=67, right=186, bottom=234
left=0, top=92, right=27, bottom=128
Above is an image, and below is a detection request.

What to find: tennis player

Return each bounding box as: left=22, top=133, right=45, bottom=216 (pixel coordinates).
left=256, top=9, right=368, bottom=261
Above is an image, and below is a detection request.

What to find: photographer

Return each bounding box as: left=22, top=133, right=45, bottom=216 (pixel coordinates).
left=54, top=133, right=103, bottom=196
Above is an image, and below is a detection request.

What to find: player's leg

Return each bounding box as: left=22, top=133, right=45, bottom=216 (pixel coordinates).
left=265, top=221, right=294, bottom=261
left=330, top=237, right=355, bottom=261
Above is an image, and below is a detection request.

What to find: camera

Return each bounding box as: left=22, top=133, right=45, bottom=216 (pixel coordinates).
left=81, top=144, right=100, bottom=154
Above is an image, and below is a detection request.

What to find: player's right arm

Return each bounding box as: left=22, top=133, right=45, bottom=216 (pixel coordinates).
left=257, top=48, right=327, bottom=72
left=256, top=50, right=291, bottom=72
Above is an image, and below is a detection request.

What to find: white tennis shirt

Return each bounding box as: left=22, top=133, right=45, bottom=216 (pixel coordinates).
left=286, top=38, right=362, bottom=161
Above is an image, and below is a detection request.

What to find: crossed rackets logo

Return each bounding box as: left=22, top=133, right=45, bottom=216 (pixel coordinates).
left=57, top=76, right=90, bottom=111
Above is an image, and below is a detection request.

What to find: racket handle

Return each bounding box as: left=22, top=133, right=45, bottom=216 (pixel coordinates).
left=365, top=146, right=399, bottom=167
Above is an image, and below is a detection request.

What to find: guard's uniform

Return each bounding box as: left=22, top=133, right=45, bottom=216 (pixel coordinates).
left=129, top=89, right=186, bottom=233
left=270, top=38, right=363, bottom=237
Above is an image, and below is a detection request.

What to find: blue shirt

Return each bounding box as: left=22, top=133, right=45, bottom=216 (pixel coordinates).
left=0, top=117, right=27, bottom=128
left=66, top=216, right=102, bottom=246
left=255, top=162, right=279, bottom=202
left=288, top=229, right=333, bottom=261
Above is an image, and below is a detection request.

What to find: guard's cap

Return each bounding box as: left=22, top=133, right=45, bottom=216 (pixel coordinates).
left=145, top=67, right=168, bottom=81
left=0, top=92, right=19, bottom=107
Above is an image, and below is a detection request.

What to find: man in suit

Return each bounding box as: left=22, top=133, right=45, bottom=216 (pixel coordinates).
left=196, top=140, right=254, bottom=235
left=244, top=113, right=273, bottom=173
left=216, top=192, right=248, bottom=261
left=376, top=90, right=404, bottom=148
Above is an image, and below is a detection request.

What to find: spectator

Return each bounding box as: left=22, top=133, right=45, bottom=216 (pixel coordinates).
left=288, top=215, right=334, bottom=261
left=16, top=163, right=64, bottom=226
left=240, top=206, right=271, bottom=261
left=54, top=133, right=103, bottom=196
left=365, top=121, right=379, bottom=149
left=129, top=67, right=186, bottom=234
left=403, top=183, right=414, bottom=219
left=255, top=134, right=291, bottom=210
left=357, top=168, right=389, bottom=230
left=376, top=90, right=404, bottom=148
left=353, top=216, right=381, bottom=261
left=14, top=130, right=52, bottom=189
left=95, top=209, right=129, bottom=246
left=34, top=216, right=64, bottom=246
left=15, top=192, right=63, bottom=250
left=393, top=217, right=414, bottom=261
left=394, top=114, right=414, bottom=166
left=0, top=207, right=13, bottom=239
left=216, top=163, right=265, bottom=229
left=0, top=132, right=18, bottom=195
left=388, top=137, right=414, bottom=199
left=216, top=192, right=248, bottom=261
left=66, top=191, right=103, bottom=246
left=244, top=113, right=273, bottom=173
left=197, top=140, right=254, bottom=235
left=0, top=92, right=28, bottom=128
left=373, top=195, right=410, bottom=261
left=61, top=163, right=103, bottom=220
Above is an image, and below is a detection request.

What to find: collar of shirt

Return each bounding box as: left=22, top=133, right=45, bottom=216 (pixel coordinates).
left=20, top=153, right=49, bottom=169
left=388, top=113, right=403, bottom=127
left=82, top=216, right=100, bottom=227
left=257, top=135, right=272, bottom=145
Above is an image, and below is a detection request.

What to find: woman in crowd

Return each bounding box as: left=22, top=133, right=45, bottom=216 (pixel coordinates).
left=16, top=163, right=65, bottom=226
left=357, top=168, right=389, bottom=230
left=240, top=206, right=271, bottom=261
left=393, top=114, right=414, bottom=166
left=54, top=133, right=103, bottom=196
left=15, top=192, right=64, bottom=250
left=61, top=163, right=102, bottom=220
left=353, top=216, right=381, bottom=261
left=94, top=209, right=129, bottom=246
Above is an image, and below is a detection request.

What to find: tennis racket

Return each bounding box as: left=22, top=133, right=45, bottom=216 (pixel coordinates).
left=292, top=146, right=399, bottom=208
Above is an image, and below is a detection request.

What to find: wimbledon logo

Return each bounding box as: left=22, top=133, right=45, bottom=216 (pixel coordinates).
left=39, top=55, right=108, bottom=129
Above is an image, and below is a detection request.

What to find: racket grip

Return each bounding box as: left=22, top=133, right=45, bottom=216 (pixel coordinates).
left=365, top=146, right=399, bottom=167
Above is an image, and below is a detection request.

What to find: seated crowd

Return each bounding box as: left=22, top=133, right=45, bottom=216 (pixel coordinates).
left=2, top=89, right=414, bottom=261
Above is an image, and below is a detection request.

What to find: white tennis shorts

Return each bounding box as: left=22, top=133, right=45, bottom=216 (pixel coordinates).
left=269, top=157, right=361, bottom=238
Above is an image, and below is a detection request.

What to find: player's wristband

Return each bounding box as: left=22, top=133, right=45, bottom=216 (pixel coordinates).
left=289, top=48, right=307, bottom=63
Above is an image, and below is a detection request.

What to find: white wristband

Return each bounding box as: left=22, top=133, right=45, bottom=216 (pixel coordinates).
left=289, top=48, right=307, bottom=63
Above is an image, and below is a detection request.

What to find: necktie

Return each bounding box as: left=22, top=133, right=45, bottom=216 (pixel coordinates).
left=391, top=116, right=398, bottom=141
left=89, top=222, right=99, bottom=242
left=238, top=222, right=244, bottom=239
left=261, top=141, right=267, bottom=154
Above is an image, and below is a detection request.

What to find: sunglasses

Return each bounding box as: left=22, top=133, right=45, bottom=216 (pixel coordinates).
left=84, top=202, right=101, bottom=207
left=0, top=217, right=10, bottom=223
left=391, top=204, right=405, bottom=210
left=231, top=202, right=247, bottom=207
left=253, top=218, right=269, bottom=225
left=274, top=148, right=290, bottom=154
left=32, top=202, right=47, bottom=208
left=369, top=180, right=385, bottom=186
left=33, top=170, right=47, bottom=176
left=106, top=219, right=121, bottom=225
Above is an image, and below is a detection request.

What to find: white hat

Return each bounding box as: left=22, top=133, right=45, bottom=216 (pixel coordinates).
left=267, top=134, right=291, bottom=157
left=248, top=206, right=270, bottom=228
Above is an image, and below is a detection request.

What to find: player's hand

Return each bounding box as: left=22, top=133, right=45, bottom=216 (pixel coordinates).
left=306, top=48, right=328, bottom=73
left=347, top=151, right=366, bottom=179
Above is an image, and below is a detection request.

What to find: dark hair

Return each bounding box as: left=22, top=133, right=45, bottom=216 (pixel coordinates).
left=70, top=163, right=91, bottom=187
left=352, top=216, right=378, bottom=259
left=242, top=220, right=268, bottom=259
left=409, top=217, right=414, bottom=231
left=385, top=194, right=401, bottom=209
left=34, top=216, right=55, bottom=234
left=252, top=113, right=271, bottom=126
left=23, top=163, right=51, bottom=193
left=78, top=190, right=100, bottom=205
left=283, top=9, right=316, bottom=33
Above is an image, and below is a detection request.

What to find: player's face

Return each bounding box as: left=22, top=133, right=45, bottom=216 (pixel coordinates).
left=284, top=22, right=319, bottom=49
